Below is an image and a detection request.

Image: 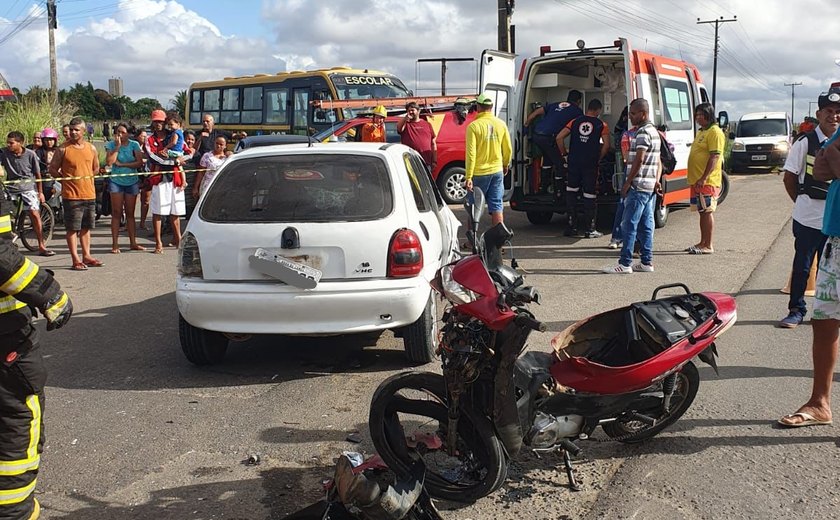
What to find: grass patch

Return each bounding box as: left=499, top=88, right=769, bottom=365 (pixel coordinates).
left=0, top=94, right=77, bottom=147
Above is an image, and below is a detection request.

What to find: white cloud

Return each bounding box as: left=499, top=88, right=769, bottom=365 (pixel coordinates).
left=0, top=0, right=838, bottom=122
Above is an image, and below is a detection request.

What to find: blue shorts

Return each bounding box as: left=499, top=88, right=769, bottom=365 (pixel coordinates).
left=108, top=181, right=141, bottom=196
left=469, top=172, right=504, bottom=213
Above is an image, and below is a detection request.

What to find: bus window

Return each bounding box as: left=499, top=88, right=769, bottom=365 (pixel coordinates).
left=190, top=91, right=202, bottom=125
left=243, top=87, right=263, bottom=124
left=203, top=89, right=221, bottom=123
left=221, top=87, right=240, bottom=124
left=292, top=88, right=310, bottom=135
left=266, top=87, right=289, bottom=125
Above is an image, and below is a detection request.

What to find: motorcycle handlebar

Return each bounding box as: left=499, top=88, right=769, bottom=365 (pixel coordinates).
left=515, top=313, right=546, bottom=332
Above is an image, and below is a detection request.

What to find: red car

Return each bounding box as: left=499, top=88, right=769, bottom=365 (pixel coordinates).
left=314, top=110, right=477, bottom=204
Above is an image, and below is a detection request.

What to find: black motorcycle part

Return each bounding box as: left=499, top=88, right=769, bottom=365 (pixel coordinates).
left=368, top=371, right=508, bottom=503
left=602, top=361, right=700, bottom=443
left=481, top=222, right=513, bottom=270
left=698, top=342, right=720, bottom=375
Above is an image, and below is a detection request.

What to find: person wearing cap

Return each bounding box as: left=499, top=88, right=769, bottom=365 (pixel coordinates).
left=397, top=101, right=437, bottom=170
left=48, top=117, right=103, bottom=270
left=777, top=90, right=840, bottom=329
left=465, top=93, right=512, bottom=227
left=362, top=105, right=388, bottom=143
left=524, top=90, right=583, bottom=194
left=778, top=85, right=840, bottom=428
left=144, top=109, right=192, bottom=254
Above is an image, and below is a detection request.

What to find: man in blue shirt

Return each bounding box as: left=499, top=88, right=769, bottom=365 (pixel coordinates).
left=524, top=90, right=583, bottom=194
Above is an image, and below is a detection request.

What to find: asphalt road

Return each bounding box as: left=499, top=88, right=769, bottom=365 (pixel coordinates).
left=24, top=172, right=835, bottom=519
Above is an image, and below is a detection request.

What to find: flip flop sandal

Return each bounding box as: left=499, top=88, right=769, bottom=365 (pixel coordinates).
left=70, top=263, right=87, bottom=271
left=39, top=250, right=56, bottom=257
left=687, top=246, right=714, bottom=255
left=83, top=258, right=104, bottom=267
left=778, top=412, right=833, bottom=428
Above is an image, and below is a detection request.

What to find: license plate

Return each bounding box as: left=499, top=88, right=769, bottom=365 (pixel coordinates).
left=252, top=248, right=322, bottom=286
left=751, top=154, right=767, bottom=161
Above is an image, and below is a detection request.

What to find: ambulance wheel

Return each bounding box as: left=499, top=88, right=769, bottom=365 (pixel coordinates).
left=526, top=211, right=554, bottom=225
left=653, top=197, right=669, bottom=229
left=179, top=314, right=228, bottom=365
left=717, top=172, right=730, bottom=206
left=438, top=167, right=468, bottom=205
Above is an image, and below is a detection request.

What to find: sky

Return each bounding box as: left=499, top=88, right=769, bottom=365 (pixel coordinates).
left=0, top=0, right=838, bottom=122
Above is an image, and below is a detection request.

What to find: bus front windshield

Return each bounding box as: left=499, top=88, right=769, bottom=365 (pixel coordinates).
left=331, top=73, right=411, bottom=118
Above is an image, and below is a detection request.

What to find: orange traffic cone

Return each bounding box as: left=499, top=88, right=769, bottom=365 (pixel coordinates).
left=781, top=256, right=818, bottom=296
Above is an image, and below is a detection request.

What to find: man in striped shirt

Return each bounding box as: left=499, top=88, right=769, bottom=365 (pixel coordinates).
left=603, top=98, right=662, bottom=274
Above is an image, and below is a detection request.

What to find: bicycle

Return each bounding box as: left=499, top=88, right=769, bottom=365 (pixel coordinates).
left=4, top=188, right=56, bottom=252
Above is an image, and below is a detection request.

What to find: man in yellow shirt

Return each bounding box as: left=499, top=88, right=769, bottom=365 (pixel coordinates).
left=465, top=93, right=512, bottom=226
left=686, top=102, right=726, bottom=254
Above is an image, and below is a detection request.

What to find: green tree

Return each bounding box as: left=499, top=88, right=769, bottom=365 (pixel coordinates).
left=64, top=82, right=105, bottom=120
left=169, top=89, right=186, bottom=118
left=130, top=97, right=162, bottom=120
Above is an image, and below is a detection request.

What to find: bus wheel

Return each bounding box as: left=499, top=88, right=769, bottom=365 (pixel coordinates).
left=653, top=197, right=669, bottom=229
left=526, top=211, right=554, bottom=225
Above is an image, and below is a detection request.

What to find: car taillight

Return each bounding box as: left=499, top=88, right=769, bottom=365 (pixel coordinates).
left=178, top=233, right=203, bottom=278
left=387, top=228, right=423, bottom=278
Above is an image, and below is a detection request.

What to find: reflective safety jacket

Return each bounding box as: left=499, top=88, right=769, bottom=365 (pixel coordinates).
left=0, top=204, right=64, bottom=342
left=799, top=131, right=831, bottom=200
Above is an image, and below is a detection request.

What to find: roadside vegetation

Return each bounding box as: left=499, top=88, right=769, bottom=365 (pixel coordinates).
left=0, top=92, right=76, bottom=143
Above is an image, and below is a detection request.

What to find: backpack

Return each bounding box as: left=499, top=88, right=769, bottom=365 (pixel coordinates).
left=658, top=130, right=677, bottom=175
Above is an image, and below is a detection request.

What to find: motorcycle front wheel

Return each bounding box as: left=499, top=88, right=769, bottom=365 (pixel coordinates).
left=602, top=361, right=700, bottom=443
left=368, top=371, right=507, bottom=503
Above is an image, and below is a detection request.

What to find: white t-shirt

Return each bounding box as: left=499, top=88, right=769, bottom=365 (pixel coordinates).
left=784, top=127, right=828, bottom=230
left=199, top=152, right=227, bottom=197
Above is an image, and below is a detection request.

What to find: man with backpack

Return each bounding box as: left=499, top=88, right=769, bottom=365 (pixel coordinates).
left=602, top=98, right=661, bottom=274
left=556, top=98, right=611, bottom=237
left=776, top=91, right=840, bottom=328
left=685, top=102, right=726, bottom=255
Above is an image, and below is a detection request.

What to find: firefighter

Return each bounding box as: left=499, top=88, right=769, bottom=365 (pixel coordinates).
left=361, top=105, right=388, bottom=143
left=0, top=199, right=73, bottom=520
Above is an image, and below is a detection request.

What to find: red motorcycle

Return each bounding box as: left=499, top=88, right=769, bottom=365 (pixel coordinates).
left=369, top=189, right=737, bottom=502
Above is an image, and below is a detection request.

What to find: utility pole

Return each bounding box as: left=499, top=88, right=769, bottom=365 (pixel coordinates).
left=47, top=0, right=58, bottom=102
left=497, top=0, right=514, bottom=53
left=784, top=82, right=802, bottom=123
left=697, top=15, right=737, bottom=107
left=809, top=101, right=818, bottom=118
left=416, top=58, right=475, bottom=96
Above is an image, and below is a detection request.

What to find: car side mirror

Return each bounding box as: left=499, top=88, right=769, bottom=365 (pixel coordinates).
left=729, top=132, right=735, bottom=140
left=718, top=110, right=729, bottom=129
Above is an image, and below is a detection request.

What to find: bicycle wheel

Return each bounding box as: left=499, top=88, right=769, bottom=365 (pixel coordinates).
left=18, top=203, right=55, bottom=252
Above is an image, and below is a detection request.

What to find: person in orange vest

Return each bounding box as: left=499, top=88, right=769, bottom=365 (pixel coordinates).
left=361, top=105, right=388, bottom=143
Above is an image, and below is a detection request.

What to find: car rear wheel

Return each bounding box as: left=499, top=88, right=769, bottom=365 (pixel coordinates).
left=403, top=294, right=437, bottom=365
left=717, top=171, right=730, bottom=206
left=437, top=167, right=467, bottom=205
left=179, top=314, right=229, bottom=365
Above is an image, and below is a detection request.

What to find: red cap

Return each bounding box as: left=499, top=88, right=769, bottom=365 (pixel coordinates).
left=151, top=109, right=166, bottom=122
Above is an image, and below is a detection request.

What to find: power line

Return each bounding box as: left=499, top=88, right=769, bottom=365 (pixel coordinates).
left=784, top=81, right=803, bottom=122
left=697, top=16, right=737, bottom=106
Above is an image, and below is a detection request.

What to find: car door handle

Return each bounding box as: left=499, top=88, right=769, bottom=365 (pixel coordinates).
left=418, top=221, right=430, bottom=240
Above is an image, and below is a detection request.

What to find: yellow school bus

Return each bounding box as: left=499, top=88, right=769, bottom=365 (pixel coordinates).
left=186, top=67, right=411, bottom=136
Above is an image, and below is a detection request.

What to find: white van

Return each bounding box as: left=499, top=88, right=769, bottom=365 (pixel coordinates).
left=477, top=38, right=729, bottom=229
left=728, top=111, right=791, bottom=172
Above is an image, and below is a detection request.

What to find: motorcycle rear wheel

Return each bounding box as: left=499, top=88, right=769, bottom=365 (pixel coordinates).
left=602, top=361, right=700, bottom=443
left=369, top=371, right=507, bottom=503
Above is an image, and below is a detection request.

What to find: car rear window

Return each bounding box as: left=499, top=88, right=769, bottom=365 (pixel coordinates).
left=199, top=154, right=393, bottom=223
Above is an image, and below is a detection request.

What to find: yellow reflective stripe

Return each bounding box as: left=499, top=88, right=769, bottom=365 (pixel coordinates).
left=0, top=258, right=39, bottom=296
left=44, top=292, right=68, bottom=322
left=0, top=456, right=39, bottom=476
left=25, top=395, right=41, bottom=462
left=0, top=295, right=27, bottom=314
left=0, top=478, right=36, bottom=505
left=0, top=396, right=41, bottom=477
left=805, top=153, right=815, bottom=175
left=0, top=215, right=11, bottom=234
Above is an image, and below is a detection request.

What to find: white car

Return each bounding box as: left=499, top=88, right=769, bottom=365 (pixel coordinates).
left=177, top=142, right=461, bottom=365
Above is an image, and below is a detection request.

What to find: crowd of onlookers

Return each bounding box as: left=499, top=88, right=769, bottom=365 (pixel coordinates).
left=0, top=111, right=238, bottom=268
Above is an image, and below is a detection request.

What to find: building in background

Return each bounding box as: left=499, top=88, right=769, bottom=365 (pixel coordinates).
left=108, top=77, right=124, bottom=97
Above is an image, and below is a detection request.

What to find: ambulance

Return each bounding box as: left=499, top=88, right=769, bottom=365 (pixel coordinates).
left=477, top=38, right=730, bottom=228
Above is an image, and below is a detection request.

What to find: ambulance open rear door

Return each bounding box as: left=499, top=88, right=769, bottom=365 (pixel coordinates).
left=479, top=49, right=517, bottom=198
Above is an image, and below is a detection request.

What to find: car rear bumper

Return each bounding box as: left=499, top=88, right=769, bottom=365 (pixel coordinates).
left=176, top=277, right=430, bottom=334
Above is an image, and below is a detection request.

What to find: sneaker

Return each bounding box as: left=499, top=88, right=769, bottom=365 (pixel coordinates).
left=602, top=263, right=632, bottom=274
left=584, top=230, right=603, bottom=239
left=632, top=262, right=654, bottom=272
left=778, top=310, right=805, bottom=329
left=607, top=239, right=622, bottom=249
